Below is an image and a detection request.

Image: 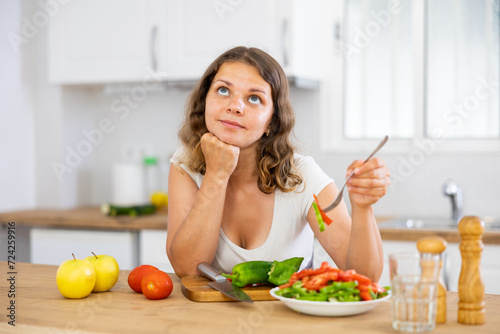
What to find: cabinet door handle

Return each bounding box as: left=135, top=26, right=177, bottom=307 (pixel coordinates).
left=150, top=25, right=158, bottom=72
left=442, top=250, right=450, bottom=290
left=281, top=18, right=289, bottom=67
left=334, top=21, right=342, bottom=54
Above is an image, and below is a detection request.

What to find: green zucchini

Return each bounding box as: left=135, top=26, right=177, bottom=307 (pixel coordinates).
left=100, top=203, right=156, bottom=217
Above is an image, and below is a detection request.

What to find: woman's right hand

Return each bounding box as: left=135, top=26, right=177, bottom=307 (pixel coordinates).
left=201, top=132, right=240, bottom=179
left=168, top=132, right=238, bottom=277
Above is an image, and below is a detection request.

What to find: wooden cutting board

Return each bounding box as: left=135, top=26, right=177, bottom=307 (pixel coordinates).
left=181, top=275, right=276, bottom=302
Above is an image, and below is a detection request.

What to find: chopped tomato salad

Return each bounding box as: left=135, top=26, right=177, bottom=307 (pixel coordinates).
left=275, top=262, right=390, bottom=302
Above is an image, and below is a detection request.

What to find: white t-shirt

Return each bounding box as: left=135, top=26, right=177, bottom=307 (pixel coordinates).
left=170, top=148, right=334, bottom=273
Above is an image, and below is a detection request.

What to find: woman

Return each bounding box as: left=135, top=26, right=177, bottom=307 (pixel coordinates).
left=167, top=46, right=390, bottom=280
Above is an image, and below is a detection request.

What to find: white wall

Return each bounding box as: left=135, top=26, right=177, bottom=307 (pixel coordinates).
left=86, top=87, right=187, bottom=205
left=0, top=1, right=35, bottom=212
left=2, top=1, right=500, bottom=221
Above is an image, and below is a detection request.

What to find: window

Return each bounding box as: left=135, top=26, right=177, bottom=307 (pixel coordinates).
left=426, top=0, right=499, bottom=139
left=344, top=0, right=414, bottom=139
left=322, top=0, right=500, bottom=152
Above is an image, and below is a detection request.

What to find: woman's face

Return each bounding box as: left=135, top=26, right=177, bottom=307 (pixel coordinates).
left=205, top=62, right=274, bottom=149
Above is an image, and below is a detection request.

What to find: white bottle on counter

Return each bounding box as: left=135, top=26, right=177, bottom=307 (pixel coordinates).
left=111, top=162, right=146, bottom=205
left=143, top=156, right=161, bottom=201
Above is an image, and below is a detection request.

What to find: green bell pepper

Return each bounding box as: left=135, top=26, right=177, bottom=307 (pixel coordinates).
left=221, top=261, right=273, bottom=287
left=312, top=202, right=326, bottom=232
left=267, top=257, right=304, bottom=286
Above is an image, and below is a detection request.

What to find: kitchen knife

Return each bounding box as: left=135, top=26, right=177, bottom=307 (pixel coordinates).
left=197, top=262, right=253, bottom=303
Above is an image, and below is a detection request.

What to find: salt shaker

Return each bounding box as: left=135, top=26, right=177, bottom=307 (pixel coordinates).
left=457, top=216, right=485, bottom=325
left=417, top=236, right=447, bottom=324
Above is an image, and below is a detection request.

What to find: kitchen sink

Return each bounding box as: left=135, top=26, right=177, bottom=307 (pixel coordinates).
left=378, top=216, right=500, bottom=231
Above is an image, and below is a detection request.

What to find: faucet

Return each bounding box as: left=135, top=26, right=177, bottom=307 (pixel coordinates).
left=442, top=179, right=463, bottom=222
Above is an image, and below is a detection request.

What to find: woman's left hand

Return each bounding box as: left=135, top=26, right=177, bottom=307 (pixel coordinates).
left=346, top=157, right=391, bottom=208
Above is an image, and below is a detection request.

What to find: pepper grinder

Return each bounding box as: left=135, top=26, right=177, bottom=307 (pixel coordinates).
left=417, top=236, right=447, bottom=324
left=458, top=216, right=485, bottom=325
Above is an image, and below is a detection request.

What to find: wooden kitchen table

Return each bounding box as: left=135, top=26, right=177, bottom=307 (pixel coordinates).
left=1, top=262, right=499, bottom=334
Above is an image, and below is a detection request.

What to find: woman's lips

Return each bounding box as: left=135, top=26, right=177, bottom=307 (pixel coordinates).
left=220, top=120, right=244, bottom=130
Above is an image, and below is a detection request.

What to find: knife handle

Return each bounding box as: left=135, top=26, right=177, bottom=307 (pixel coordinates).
left=198, top=262, right=226, bottom=283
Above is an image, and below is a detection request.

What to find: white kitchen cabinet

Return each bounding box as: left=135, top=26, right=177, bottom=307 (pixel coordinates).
left=443, top=243, right=500, bottom=295
left=49, top=0, right=324, bottom=84
left=30, top=227, right=139, bottom=270
left=159, top=0, right=323, bottom=82
left=49, top=0, right=161, bottom=84
left=138, top=229, right=174, bottom=273
left=0, top=224, right=30, bottom=263
left=381, top=240, right=500, bottom=295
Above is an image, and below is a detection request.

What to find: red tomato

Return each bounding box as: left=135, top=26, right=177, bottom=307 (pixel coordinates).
left=339, top=269, right=356, bottom=282
left=352, top=273, right=372, bottom=286
left=128, top=264, right=159, bottom=293
left=370, top=282, right=386, bottom=293
left=359, top=291, right=373, bottom=301
left=358, top=284, right=373, bottom=301
left=141, top=270, right=174, bottom=300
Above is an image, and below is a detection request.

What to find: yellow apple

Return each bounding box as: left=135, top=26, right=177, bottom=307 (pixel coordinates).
left=85, top=252, right=120, bottom=292
left=56, top=254, right=96, bottom=299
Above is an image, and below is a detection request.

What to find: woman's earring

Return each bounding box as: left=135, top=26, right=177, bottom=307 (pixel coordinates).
left=265, top=129, right=270, bottom=136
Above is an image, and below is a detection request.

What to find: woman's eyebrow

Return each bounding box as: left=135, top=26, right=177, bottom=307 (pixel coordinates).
left=214, top=79, right=233, bottom=87
left=249, top=88, right=268, bottom=96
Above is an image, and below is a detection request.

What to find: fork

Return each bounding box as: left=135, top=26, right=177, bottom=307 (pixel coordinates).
left=322, top=135, right=389, bottom=213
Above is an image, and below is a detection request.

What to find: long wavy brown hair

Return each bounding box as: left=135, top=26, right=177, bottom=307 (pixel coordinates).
left=177, top=46, right=303, bottom=193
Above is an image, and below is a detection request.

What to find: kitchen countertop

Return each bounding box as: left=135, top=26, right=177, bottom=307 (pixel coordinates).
left=378, top=226, right=500, bottom=244
left=1, top=262, right=499, bottom=333
left=1, top=207, right=499, bottom=244
left=0, top=207, right=168, bottom=231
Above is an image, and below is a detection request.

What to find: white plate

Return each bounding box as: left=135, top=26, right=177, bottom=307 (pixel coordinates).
left=269, top=287, right=391, bottom=317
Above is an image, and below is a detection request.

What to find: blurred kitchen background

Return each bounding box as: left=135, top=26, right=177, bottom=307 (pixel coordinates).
left=1, top=0, right=499, bottom=286
left=2, top=0, right=499, bottom=217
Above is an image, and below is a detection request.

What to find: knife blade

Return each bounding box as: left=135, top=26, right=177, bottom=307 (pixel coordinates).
left=197, top=262, right=253, bottom=303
